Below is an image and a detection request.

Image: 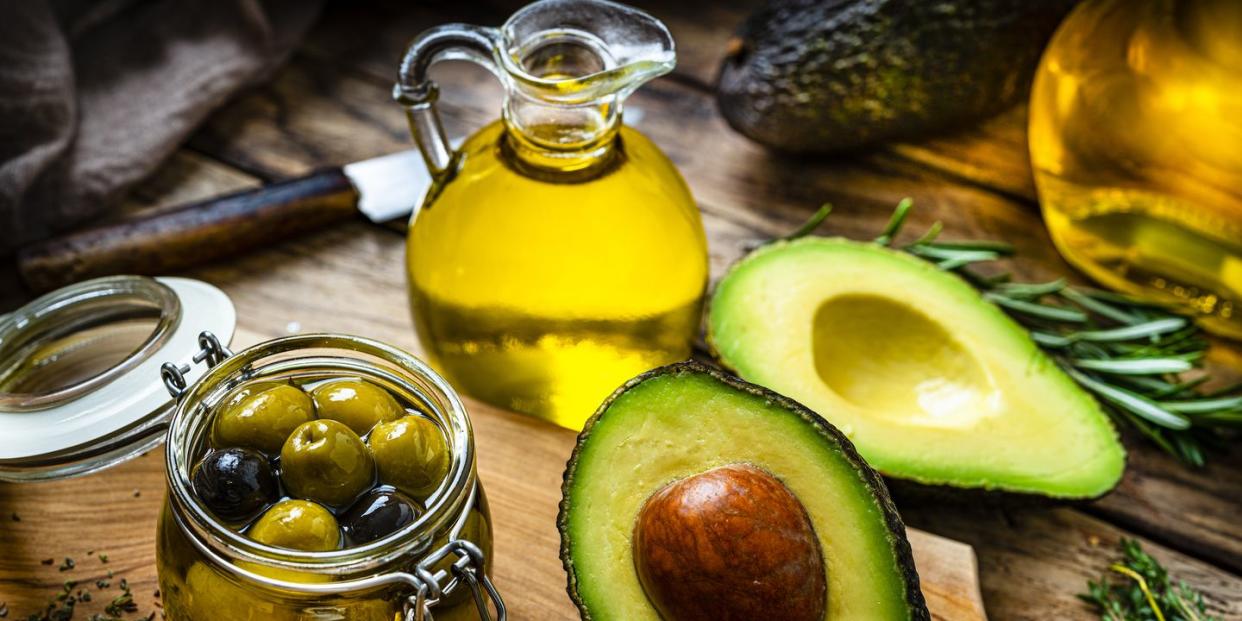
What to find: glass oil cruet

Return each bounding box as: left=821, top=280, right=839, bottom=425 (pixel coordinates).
left=1030, top=0, right=1242, bottom=339
left=394, top=0, right=709, bottom=429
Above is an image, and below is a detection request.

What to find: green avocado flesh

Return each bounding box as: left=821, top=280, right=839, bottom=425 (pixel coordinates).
left=559, top=362, right=927, bottom=621
left=708, top=238, right=1126, bottom=498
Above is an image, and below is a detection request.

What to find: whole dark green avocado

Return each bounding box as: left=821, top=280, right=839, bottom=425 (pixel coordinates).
left=717, top=0, right=1078, bottom=152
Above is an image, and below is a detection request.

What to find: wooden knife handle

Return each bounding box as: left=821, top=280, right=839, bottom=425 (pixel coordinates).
left=17, top=168, right=361, bottom=292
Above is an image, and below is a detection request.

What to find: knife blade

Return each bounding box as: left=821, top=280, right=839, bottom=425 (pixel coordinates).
left=344, top=149, right=432, bottom=223
left=16, top=149, right=434, bottom=292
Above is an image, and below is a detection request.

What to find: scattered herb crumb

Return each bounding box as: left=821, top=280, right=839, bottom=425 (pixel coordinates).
left=131, top=490, right=140, bottom=498
left=20, top=551, right=156, bottom=621
left=1081, top=538, right=1218, bottom=621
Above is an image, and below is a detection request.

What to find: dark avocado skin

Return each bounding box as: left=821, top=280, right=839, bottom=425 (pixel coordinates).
left=558, top=360, right=930, bottom=621
left=717, top=0, right=1079, bottom=152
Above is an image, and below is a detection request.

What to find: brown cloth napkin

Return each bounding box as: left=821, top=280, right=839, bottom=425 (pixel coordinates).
left=0, top=0, right=324, bottom=253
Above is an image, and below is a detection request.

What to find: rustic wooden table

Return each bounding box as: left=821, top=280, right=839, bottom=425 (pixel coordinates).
left=2, top=1, right=1241, bottom=619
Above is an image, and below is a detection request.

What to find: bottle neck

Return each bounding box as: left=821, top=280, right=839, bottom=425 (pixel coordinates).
left=501, top=91, right=622, bottom=175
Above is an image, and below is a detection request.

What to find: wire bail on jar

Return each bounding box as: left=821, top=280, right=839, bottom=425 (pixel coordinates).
left=404, top=539, right=506, bottom=621
left=178, top=510, right=505, bottom=621
left=161, top=332, right=234, bottom=399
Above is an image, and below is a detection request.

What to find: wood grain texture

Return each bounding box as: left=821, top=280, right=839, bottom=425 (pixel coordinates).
left=189, top=9, right=1242, bottom=577
left=298, top=0, right=1037, bottom=204
left=0, top=222, right=982, bottom=619
left=3, top=214, right=1234, bottom=619
left=116, top=151, right=263, bottom=219
left=901, top=504, right=1242, bottom=620
left=2, top=2, right=1241, bottom=619
left=907, top=530, right=987, bottom=621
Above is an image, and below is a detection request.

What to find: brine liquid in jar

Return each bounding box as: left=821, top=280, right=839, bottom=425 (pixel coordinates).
left=397, top=0, right=709, bottom=428
left=1030, top=0, right=1242, bottom=338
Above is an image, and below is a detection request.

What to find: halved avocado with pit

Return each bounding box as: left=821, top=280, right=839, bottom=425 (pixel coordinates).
left=708, top=237, right=1126, bottom=498
left=559, top=362, right=928, bottom=621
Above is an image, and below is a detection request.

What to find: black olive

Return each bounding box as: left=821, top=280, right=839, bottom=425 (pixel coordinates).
left=341, top=489, right=422, bottom=545
left=192, top=448, right=280, bottom=523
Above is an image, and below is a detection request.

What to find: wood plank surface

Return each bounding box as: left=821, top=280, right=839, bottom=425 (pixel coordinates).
left=194, top=3, right=1242, bottom=577
left=297, top=0, right=1039, bottom=203
left=2, top=1, right=1241, bottom=620
left=4, top=210, right=1237, bottom=619
left=0, top=205, right=989, bottom=619
left=0, top=336, right=986, bottom=621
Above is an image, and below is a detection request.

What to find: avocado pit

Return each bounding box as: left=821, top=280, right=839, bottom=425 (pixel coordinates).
left=632, top=463, right=826, bottom=621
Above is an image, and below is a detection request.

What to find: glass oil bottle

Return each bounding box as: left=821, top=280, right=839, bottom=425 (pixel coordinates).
left=1030, top=0, right=1242, bottom=338
left=394, top=0, right=709, bottom=428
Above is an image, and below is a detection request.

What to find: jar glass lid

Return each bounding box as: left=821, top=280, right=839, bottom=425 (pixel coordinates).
left=0, top=276, right=236, bottom=481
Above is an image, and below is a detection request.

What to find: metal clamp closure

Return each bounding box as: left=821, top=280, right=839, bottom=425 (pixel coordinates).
left=161, top=332, right=233, bottom=400
left=404, top=539, right=505, bottom=621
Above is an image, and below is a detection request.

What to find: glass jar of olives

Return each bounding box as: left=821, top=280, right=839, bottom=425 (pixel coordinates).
left=156, top=332, right=503, bottom=621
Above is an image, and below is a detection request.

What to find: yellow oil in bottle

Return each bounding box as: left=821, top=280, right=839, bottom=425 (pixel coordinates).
left=406, top=121, right=708, bottom=429
left=1030, top=0, right=1242, bottom=338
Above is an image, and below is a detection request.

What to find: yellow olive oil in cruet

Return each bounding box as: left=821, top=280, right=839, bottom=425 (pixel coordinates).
left=395, top=0, right=708, bottom=428
left=1030, top=0, right=1242, bottom=338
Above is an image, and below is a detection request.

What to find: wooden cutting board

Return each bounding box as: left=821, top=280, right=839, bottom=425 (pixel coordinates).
left=909, top=529, right=988, bottom=620
left=0, top=374, right=984, bottom=620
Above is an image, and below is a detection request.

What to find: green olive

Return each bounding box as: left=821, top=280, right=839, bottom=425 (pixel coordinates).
left=280, top=419, right=375, bottom=508
left=368, top=415, right=450, bottom=498
left=213, top=383, right=316, bottom=454
left=218, top=381, right=284, bottom=413
left=247, top=499, right=341, bottom=552
left=309, top=379, right=404, bottom=436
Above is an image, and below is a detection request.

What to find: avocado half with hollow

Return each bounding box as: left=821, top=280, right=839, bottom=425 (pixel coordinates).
left=559, top=362, right=928, bottom=621
left=708, top=237, right=1126, bottom=498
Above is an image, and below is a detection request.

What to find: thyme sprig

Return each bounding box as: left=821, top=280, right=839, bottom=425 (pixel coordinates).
left=793, top=200, right=1240, bottom=465
left=1080, top=539, right=1217, bottom=621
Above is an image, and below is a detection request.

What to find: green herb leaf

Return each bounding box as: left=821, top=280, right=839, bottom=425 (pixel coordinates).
left=984, top=293, right=1090, bottom=322
left=1082, top=538, right=1218, bottom=621
left=783, top=203, right=834, bottom=241
left=1071, top=357, right=1197, bottom=376
left=1161, top=396, right=1242, bottom=414
left=873, top=197, right=914, bottom=246
left=1066, top=369, right=1193, bottom=430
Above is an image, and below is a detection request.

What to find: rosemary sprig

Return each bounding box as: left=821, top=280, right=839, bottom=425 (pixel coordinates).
left=792, top=200, right=1241, bottom=465
left=1080, top=539, right=1217, bottom=621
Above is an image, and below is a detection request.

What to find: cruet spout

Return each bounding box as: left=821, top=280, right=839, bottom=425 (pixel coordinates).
left=498, top=0, right=676, bottom=104
left=395, top=0, right=675, bottom=175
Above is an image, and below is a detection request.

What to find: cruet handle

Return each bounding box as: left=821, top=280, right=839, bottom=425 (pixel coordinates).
left=394, top=24, right=504, bottom=177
